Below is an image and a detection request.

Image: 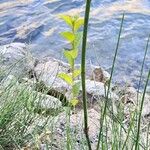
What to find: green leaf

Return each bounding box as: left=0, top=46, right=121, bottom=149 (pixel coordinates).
left=58, top=73, right=73, bottom=85
left=70, top=99, right=79, bottom=107
left=74, top=32, right=82, bottom=49
left=69, top=49, right=78, bottom=59
left=73, top=69, right=81, bottom=78
left=74, top=18, right=84, bottom=31
left=72, top=81, right=81, bottom=97
left=64, top=50, right=74, bottom=67
left=64, top=49, right=78, bottom=60
left=59, top=15, right=73, bottom=27
left=64, top=49, right=78, bottom=67
left=61, top=32, right=75, bottom=42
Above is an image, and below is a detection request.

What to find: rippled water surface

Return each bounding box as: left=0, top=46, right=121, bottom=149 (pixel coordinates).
left=0, top=0, right=150, bottom=87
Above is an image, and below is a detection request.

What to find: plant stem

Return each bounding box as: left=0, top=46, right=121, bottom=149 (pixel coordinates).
left=135, top=70, right=150, bottom=150
left=81, top=0, right=92, bottom=149
left=96, top=13, right=125, bottom=150
left=137, top=34, right=150, bottom=102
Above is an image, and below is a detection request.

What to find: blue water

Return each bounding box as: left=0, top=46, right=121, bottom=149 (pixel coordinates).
left=0, top=0, right=150, bottom=88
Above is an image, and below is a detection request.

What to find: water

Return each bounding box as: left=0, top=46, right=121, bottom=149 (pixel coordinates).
left=0, top=0, right=150, bottom=88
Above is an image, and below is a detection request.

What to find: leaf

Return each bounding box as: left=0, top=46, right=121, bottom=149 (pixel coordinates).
left=58, top=73, right=73, bottom=85
left=64, top=50, right=74, bottom=67
left=72, top=81, right=81, bottom=97
left=74, top=18, right=84, bottom=31
left=69, top=49, right=78, bottom=59
left=70, top=99, right=79, bottom=107
left=61, top=32, right=75, bottom=42
left=64, top=49, right=78, bottom=60
left=73, top=69, right=81, bottom=78
left=64, top=49, right=78, bottom=67
left=74, top=32, right=82, bottom=49
left=59, top=15, right=73, bottom=27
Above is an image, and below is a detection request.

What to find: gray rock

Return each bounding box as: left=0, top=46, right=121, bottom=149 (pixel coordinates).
left=0, top=75, right=18, bottom=88
left=84, top=80, right=118, bottom=101
left=26, top=109, right=100, bottom=149
left=0, top=43, right=35, bottom=78
left=88, top=65, right=110, bottom=83
left=0, top=43, right=26, bottom=63
left=34, top=91, right=62, bottom=110
left=34, top=58, right=70, bottom=93
left=34, top=58, right=111, bottom=99
left=75, top=64, right=110, bottom=83
left=0, top=75, right=62, bottom=115
left=85, top=79, right=106, bottom=97
left=141, top=94, right=150, bottom=118
left=51, top=109, right=102, bottom=149
left=114, top=86, right=150, bottom=119
left=65, top=79, right=118, bottom=111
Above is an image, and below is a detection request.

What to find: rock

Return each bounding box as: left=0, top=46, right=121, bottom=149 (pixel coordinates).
left=86, top=65, right=110, bottom=83
left=34, top=58, right=70, bottom=94
left=65, top=79, right=118, bottom=111
left=34, top=58, right=111, bottom=100
left=141, top=94, right=150, bottom=118
left=33, top=92, right=62, bottom=111
left=83, top=80, right=118, bottom=102
left=85, top=79, right=106, bottom=98
left=75, top=64, right=110, bottom=83
left=0, top=75, right=18, bottom=88
left=89, top=65, right=110, bottom=83
left=114, top=86, right=150, bottom=119
left=32, top=108, right=119, bottom=149
left=0, top=43, right=36, bottom=78
left=0, top=75, right=62, bottom=116
left=48, top=109, right=102, bottom=149
left=33, top=57, right=115, bottom=107
left=0, top=43, right=26, bottom=63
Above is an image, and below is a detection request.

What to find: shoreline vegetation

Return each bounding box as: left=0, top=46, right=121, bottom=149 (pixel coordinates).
left=0, top=41, right=150, bottom=150
left=0, top=1, right=150, bottom=149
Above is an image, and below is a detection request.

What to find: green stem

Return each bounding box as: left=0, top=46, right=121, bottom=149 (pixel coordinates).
left=81, top=0, right=92, bottom=149
left=135, top=70, right=150, bottom=150
left=137, top=34, right=150, bottom=102
left=96, top=13, right=125, bottom=150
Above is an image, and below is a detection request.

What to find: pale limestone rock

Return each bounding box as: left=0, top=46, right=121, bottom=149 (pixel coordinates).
left=0, top=43, right=35, bottom=78
left=34, top=59, right=70, bottom=93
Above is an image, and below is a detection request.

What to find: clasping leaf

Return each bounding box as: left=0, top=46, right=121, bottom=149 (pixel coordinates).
left=73, top=69, right=81, bottom=78
left=58, top=73, right=73, bottom=85
left=61, top=32, right=75, bottom=42
left=70, top=99, right=79, bottom=107
left=74, top=18, right=84, bottom=31
left=72, top=81, right=81, bottom=97
left=59, top=15, right=73, bottom=27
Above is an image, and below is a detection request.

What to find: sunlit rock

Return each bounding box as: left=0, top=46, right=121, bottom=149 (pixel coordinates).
left=33, top=91, right=62, bottom=116
left=34, top=58, right=70, bottom=94
left=89, top=65, right=110, bottom=83
left=0, top=43, right=35, bottom=78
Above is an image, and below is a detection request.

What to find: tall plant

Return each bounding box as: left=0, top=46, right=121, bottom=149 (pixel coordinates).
left=58, top=15, right=84, bottom=107
left=58, top=15, right=84, bottom=149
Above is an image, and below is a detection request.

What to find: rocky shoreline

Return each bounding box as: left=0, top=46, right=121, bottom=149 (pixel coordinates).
left=0, top=43, right=150, bottom=149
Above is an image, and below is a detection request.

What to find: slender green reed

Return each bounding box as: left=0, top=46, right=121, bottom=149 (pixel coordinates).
left=137, top=34, right=150, bottom=101
left=96, top=13, right=125, bottom=150
left=81, top=0, right=92, bottom=149
left=135, top=70, right=150, bottom=150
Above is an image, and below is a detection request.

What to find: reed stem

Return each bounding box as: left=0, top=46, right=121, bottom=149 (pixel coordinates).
left=81, top=0, right=92, bottom=149
left=96, top=14, right=125, bottom=150
left=135, top=70, right=150, bottom=150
